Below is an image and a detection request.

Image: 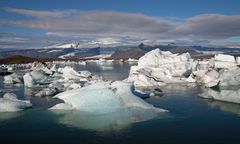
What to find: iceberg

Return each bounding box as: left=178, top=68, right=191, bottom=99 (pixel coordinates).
left=50, top=81, right=166, bottom=114
left=218, top=67, right=240, bottom=87
left=57, top=66, right=88, bottom=82
left=23, top=70, right=47, bottom=87
left=214, top=54, right=236, bottom=63
left=3, top=73, right=22, bottom=84
left=128, top=49, right=195, bottom=88
left=128, top=48, right=240, bottom=89
left=50, top=81, right=168, bottom=131
left=6, top=65, right=16, bottom=72
left=35, top=87, right=58, bottom=97
left=0, top=93, right=32, bottom=112
left=31, top=61, right=53, bottom=75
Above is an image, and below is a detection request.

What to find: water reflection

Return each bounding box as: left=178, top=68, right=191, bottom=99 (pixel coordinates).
left=205, top=100, right=240, bottom=115
left=0, top=112, right=22, bottom=124
left=200, top=87, right=240, bottom=104
left=51, top=107, right=167, bottom=132
left=199, top=86, right=240, bottom=115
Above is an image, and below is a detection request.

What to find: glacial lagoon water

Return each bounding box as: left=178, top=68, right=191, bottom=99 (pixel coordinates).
left=0, top=62, right=240, bottom=144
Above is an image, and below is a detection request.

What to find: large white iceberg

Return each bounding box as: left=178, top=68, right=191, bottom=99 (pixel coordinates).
left=50, top=81, right=166, bottom=114
left=128, top=49, right=196, bottom=88
left=50, top=81, right=167, bottom=131
left=128, top=48, right=240, bottom=89
left=0, top=93, right=32, bottom=112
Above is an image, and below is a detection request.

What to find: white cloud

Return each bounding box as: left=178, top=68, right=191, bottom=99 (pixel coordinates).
left=1, top=8, right=240, bottom=48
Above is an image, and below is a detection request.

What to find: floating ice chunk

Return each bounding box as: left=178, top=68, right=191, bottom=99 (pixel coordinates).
left=214, top=61, right=238, bottom=69
left=31, top=61, right=53, bottom=75
left=66, top=83, right=81, bottom=90
left=0, top=93, right=32, bottom=112
left=58, top=66, right=88, bottom=81
left=128, top=49, right=194, bottom=88
left=50, top=81, right=168, bottom=131
left=35, top=87, right=57, bottom=97
left=213, top=54, right=238, bottom=69
left=127, top=58, right=138, bottom=62
left=128, top=49, right=240, bottom=88
left=50, top=81, right=166, bottom=114
left=78, top=61, right=86, bottom=65
left=138, top=49, right=190, bottom=67
left=215, top=54, right=236, bottom=63
left=23, top=73, right=35, bottom=87
left=4, top=73, right=22, bottom=84
left=192, top=69, right=220, bottom=87
left=23, top=70, right=47, bottom=87
left=7, top=65, right=16, bottom=72
left=219, top=67, right=240, bottom=87
left=79, top=71, right=92, bottom=78
left=202, top=70, right=220, bottom=87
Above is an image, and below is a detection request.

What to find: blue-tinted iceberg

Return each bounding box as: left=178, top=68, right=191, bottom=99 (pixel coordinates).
left=50, top=81, right=167, bottom=131
left=50, top=81, right=166, bottom=113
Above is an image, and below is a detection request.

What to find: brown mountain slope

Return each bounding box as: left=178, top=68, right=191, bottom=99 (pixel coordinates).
left=0, top=55, right=38, bottom=64
left=110, top=48, right=145, bottom=60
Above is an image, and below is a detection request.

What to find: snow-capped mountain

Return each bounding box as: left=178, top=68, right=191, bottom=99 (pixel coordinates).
left=44, top=42, right=80, bottom=49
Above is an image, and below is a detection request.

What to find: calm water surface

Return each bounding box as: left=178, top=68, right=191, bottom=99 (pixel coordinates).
left=0, top=62, right=240, bottom=144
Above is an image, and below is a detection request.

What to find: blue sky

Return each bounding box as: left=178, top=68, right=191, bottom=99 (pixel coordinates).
left=0, top=0, right=240, bottom=48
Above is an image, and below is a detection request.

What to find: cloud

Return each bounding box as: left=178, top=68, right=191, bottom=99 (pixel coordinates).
left=174, top=14, right=240, bottom=37
left=1, top=8, right=240, bottom=48
left=1, top=8, right=174, bottom=35
left=2, top=7, right=70, bottom=18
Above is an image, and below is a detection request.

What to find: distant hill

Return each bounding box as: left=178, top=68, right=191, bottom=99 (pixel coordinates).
left=74, top=47, right=101, bottom=58
left=110, top=47, right=145, bottom=60
left=169, top=47, right=201, bottom=56
left=0, top=55, right=38, bottom=64
left=1, top=43, right=239, bottom=62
